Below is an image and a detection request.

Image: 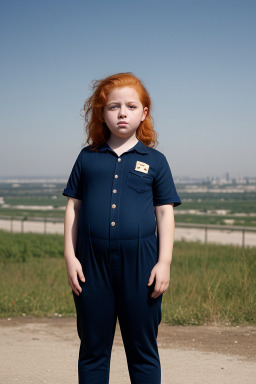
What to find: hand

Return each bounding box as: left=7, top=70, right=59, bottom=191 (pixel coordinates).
left=147, top=261, right=170, bottom=298
left=64, top=255, right=86, bottom=296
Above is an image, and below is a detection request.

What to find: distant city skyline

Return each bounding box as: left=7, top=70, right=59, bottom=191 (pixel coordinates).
left=0, top=173, right=255, bottom=184
left=0, top=0, right=255, bottom=178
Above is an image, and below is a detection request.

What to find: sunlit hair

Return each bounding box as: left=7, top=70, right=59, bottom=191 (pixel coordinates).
left=80, top=72, right=158, bottom=150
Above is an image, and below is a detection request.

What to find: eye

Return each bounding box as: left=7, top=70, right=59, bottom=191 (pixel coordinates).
left=110, top=106, right=117, bottom=109
left=129, top=106, right=136, bottom=109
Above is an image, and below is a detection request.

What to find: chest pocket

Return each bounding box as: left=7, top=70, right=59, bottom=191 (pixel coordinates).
left=127, top=170, right=153, bottom=193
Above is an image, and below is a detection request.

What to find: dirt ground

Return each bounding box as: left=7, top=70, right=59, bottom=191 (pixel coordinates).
left=1, top=316, right=255, bottom=384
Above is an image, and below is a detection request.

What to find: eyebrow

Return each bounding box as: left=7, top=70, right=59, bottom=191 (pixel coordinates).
left=106, top=101, right=139, bottom=106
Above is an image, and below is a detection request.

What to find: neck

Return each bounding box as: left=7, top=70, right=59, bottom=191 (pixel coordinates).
left=107, top=135, right=138, bottom=149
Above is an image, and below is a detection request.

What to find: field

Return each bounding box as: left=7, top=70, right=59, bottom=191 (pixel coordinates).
left=0, top=180, right=256, bottom=324
left=0, top=230, right=255, bottom=325
left=1, top=181, right=256, bottom=228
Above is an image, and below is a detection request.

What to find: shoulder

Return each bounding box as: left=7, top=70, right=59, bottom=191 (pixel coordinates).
left=144, top=144, right=168, bottom=168
left=77, top=144, right=94, bottom=158
left=146, top=145, right=165, bottom=158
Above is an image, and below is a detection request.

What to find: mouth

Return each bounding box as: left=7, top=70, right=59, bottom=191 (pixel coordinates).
left=117, top=121, right=128, bottom=125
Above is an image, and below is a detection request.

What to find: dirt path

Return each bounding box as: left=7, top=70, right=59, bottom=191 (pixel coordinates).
left=1, top=316, right=255, bottom=383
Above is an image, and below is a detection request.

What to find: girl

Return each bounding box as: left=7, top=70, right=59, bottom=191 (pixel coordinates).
left=62, top=72, right=181, bottom=384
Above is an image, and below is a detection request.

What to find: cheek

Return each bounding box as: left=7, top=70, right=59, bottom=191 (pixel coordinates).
left=103, top=111, right=113, bottom=122
left=132, top=111, right=143, bottom=121
left=103, top=112, right=117, bottom=127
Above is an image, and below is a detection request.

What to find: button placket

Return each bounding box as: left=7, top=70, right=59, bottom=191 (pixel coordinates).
left=110, top=156, right=123, bottom=244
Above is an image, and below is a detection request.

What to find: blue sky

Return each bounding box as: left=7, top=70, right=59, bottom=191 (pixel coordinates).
left=0, top=0, right=255, bottom=179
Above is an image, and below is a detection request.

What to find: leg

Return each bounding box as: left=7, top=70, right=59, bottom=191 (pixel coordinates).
left=73, top=236, right=117, bottom=384
left=117, top=288, right=162, bottom=384
left=115, top=234, right=162, bottom=384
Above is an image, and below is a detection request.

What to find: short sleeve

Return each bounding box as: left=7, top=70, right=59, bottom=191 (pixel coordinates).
left=62, top=151, right=83, bottom=200
left=153, top=155, right=182, bottom=207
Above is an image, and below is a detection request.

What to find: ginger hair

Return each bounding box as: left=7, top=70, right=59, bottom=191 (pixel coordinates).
left=80, top=72, right=158, bottom=150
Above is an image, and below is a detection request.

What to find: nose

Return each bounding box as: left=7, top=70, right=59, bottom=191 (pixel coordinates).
left=119, top=106, right=127, bottom=118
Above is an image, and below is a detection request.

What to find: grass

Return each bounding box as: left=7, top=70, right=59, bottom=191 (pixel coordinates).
left=180, top=198, right=256, bottom=214
left=0, top=230, right=255, bottom=325
left=0, top=207, right=65, bottom=219
left=174, top=214, right=256, bottom=227
left=163, top=241, right=256, bottom=325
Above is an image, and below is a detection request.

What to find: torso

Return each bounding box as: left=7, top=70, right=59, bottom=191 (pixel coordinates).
left=78, top=141, right=160, bottom=240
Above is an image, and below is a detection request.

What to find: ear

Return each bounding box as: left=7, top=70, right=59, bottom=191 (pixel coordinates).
left=141, top=107, right=148, bottom=122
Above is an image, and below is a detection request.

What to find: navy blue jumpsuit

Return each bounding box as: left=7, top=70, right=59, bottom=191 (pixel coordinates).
left=62, top=139, right=181, bottom=384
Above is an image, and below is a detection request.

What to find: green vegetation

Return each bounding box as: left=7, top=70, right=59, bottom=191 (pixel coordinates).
left=0, top=231, right=73, bottom=316
left=0, top=230, right=255, bottom=325
left=163, top=241, right=256, bottom=325
left=179, top=197, right=256, bottom=214
left=0, top=207, right=64, bottom=219
left=1, top=182, right=256, bottom=227
left=174, top=214, right=256, bottom=227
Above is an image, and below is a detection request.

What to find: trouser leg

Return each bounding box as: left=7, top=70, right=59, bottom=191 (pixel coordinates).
left=115, top=234, right=162, bottom=384
left=73, top=237, right=117, bottom=384
left=117, top=288, right=162, bottom=384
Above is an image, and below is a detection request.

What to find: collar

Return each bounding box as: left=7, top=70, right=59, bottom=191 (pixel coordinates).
left=98, top=139, right=149, bottom=155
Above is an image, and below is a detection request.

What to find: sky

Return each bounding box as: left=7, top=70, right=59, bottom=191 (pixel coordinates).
left=0, top=0, right=255, bottom=179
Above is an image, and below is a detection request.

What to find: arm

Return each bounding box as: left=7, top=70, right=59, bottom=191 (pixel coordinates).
left=64, top=197, right=85, bottom=296
left=147, top=203, right=175, bottom=298
left=155, top=203, right=175, bottom=265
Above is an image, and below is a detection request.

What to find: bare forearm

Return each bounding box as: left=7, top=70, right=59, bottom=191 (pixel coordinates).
left=155, top=205, right=175, bottom=265
left=64, top=199, right=81, bottom=260
left=63, top=198, right=84, bottom=296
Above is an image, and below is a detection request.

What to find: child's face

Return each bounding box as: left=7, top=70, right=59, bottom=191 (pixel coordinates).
left=102, top=87, right=148, bottom=139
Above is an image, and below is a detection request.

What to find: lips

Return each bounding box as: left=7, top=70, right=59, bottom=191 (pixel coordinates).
left=117, top=121, right=128, bottom=125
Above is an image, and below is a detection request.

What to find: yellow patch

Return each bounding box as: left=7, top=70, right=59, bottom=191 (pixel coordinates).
left=135, top=161, right=149, bottom=174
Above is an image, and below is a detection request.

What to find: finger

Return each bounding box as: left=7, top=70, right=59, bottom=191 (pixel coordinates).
left=151, top=288, right=159, bottom=298
left=147, top=271, right=155, bottom=285
left=151, top=282, right=163, bottom=298
left=68, top=280, right=79, bottom=296
left=68, top=278, right=79, bottom=296
left=78, top=268, right=86, bottom=282
left=70, top=276, right=82, bottom=295
left=73, top=278, right=82, bottom=294
left=154, top=281, right=161, bottom=293
left=72, top=284, right=80, bottom=296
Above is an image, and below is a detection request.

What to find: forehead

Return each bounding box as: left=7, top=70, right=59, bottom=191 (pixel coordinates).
left=106, top=86, right=140, bottom=103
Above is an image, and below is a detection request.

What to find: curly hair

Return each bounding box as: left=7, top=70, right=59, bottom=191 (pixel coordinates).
left=80, top=72, right=158, bottom=151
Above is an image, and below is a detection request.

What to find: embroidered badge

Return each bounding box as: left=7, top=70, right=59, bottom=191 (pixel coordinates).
left=135, top=161, right=149, bottom=174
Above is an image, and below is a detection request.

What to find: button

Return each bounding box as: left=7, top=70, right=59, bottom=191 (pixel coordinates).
left=114, top=174, right=118, bottom=178
left=112, top=204, right=116, bottom=208
left=113, top=189, right=117, bottom=193
left=118, top=158, right=121, bottom=162
left=111, top=221, right=116, bottom=226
